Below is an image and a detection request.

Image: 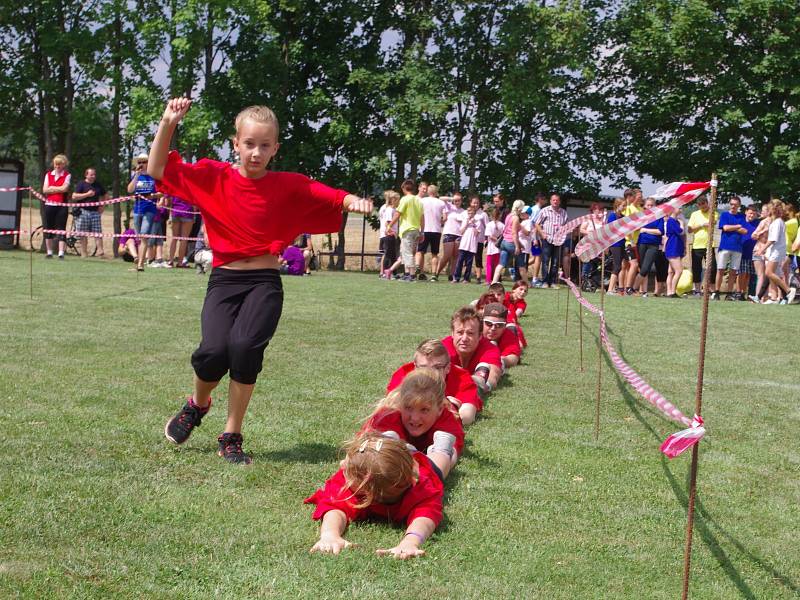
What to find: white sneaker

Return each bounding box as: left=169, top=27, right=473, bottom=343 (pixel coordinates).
left=786, top=287, right=797, bottom=304
left=763, top=299, right=776, bottom=304
left=427, top=430, right=457, bottom=458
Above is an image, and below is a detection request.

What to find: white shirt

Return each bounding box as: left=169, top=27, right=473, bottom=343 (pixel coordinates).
left=474, top=209, right=488, bottom=243
left=458, top=211, right=480, bottom=254
left=442, top=203, right=465, bottom=236
left=518, top=219, right=533, bottom=253
left=422, top=196, right=446, bottom=234
left=485, top=220, right=502, bottom=255
left=767, top=218, right=786, bottom=255
left=379, top=204, right=396, bottom=238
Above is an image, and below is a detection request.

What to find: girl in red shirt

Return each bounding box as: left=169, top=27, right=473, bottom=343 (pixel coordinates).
left=148, top=98, right=372, bottom=464
left=42, top=154, right=71, bottom=259
left=363, top=367, right=463, bottom=479
left=306, top=432, right=444, bottom=559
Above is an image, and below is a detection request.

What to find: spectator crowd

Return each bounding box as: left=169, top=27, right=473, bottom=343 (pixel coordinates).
left=36, top=155, right=800, bottom=304
left=376, top=181, right=799, bottom=305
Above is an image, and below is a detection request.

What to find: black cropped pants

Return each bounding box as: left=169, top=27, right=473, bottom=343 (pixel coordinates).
left=192, top=268, right=283, bottom=385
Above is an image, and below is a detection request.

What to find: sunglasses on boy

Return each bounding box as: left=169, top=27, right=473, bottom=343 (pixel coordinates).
left=483, top=319, right=506, bottom=330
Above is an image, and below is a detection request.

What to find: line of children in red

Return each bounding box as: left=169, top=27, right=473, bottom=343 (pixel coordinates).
left=147, top=97, right=528, bottom=559
left=305, top=281, right=529, bottom=558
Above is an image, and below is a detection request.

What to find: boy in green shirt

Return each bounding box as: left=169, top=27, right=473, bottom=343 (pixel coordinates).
left=388, top=179, right=424, bottom=282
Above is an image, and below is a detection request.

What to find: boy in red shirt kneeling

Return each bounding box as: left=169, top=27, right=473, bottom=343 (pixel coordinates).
left=386, top=338, right=482, bottom=425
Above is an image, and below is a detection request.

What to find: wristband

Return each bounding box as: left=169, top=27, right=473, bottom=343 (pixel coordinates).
left=404, top=531, right=425, bottom=544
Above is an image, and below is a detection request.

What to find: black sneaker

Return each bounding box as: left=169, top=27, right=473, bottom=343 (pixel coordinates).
left=217, top=432, right=252, bottom=465
left=418, top=273, right=427, bottom=281
left=164, top=399, right=208, bottom=444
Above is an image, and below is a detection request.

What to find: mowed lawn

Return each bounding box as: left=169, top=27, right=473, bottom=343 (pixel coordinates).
left=0, top=251, right=798, bottom=599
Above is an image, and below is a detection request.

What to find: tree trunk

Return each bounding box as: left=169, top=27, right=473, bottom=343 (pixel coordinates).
left=467, top=120, right=479, bottom=194
left=111, top=5, right=123, bottom=255
left=331, top=211, right=348, bottom=271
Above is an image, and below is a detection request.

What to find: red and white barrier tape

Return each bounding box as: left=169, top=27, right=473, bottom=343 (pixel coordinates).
left=560, top=276, right=706, bottom=457
left=4, top=186, right=201, bottom=215
left=46, top=194, right=138, bottom=208
left=1, top=228, right=202, bottom=242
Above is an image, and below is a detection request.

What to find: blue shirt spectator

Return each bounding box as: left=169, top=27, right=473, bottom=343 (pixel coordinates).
left=718, top=210, right=747, bottom=253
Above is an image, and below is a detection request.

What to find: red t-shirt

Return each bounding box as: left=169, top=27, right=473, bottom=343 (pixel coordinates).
left=156, top=151, right=348, bottom=266
left=363, top=407, right=465, bottom=455
left=304, top=452, right=443, bottom=526
left=503, top=292, right=527, bottom=318
left=490, top=328, right=521, bottom=358
left=441, top=335, right=502, bottom=373
left=386, top=362, right=482, bottom=411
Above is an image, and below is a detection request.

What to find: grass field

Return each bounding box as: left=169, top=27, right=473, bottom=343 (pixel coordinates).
left=1, top=250, right=798, bottom=599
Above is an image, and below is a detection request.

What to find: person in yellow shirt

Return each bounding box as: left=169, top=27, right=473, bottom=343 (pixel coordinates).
left=623, top=189, right=643, bottom=293
left=783, top=203, right=798, bottom=287
left=687, top=195, right=719, bottom=296
left=387, top=179, right=424, bottom=282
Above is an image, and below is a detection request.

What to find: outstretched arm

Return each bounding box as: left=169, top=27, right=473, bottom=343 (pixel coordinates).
left=309, top=509, right=352, bottom=555
left=147, top=98, right=192, bottom=181
left=376, top=516, right=436, bottom=559
left=343, top=195, right=373, bottom=214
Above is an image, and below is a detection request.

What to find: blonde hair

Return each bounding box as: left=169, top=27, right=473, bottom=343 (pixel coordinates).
left=342, top=432, right=415, bottom=509
left=374, top=367, right=446, bottom=414
left=427, top=184, right=439, bottom=197
left=53, top=154, right=68, bottom=168
left=383, top=190, right=401, bottom=207
left=235, top=105, right=280, bottom=138
left=414, top=339, right=450, bottom=362
left=769, top=199, right=785, bottom=218
left=512, top=199, right=525, bottom=218
left=613, top=197, right=625, bottom=215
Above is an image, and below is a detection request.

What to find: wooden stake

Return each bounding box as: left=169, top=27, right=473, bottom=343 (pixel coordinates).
left=28, top=189, right=33, bottom=300
left=681, top=174, right=716, bottom=600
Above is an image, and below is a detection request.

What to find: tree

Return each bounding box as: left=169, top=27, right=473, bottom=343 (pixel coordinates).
left=607, top=0, right=800, bottom=201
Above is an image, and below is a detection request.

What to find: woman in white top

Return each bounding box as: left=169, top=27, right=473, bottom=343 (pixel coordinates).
left=763, top=199, right=796, bottom=303
left=469, top=195, right=489, bottom=283
left=437, top=193, right=465, bottom=280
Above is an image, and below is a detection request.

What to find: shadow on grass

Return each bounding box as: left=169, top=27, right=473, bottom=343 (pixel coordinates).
left=256, top=442, right=340, bottom=464
left=94, top=286, right=154, bottom=300
left=661, top=457, right=799, bottom=599
left=589, top=326, right=799, bottom=598
left=592, top=328, right=663, bottom=443
left=437, top=467, right=464, bottom=534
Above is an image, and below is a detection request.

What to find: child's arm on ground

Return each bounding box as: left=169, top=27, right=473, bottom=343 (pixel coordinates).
left=309, top=509, right=353, bottom=555
left=147, top=98, right=192, bottom=181
left=376, top=517, right=436, bottom=559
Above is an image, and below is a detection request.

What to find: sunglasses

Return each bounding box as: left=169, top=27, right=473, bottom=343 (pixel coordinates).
left=483, top=319, right=506, bottom=329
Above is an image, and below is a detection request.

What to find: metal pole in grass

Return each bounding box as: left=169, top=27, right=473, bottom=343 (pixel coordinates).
left=28, top=188, right=33, bottom=300
left=564, top=270, right=570, bottom=336
left=591, top=212, right=606, bottom=439
left=360, top=214, right=366, bottom=272
left=681, top=173, right=716, bottom=600
left=577, top=259, right=584, bottom=371
left=595, top=248, right=605, bottom=439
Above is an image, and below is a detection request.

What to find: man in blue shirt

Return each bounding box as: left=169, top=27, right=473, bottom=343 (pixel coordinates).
left=714, top=196, right=747, bottom=300
left=738, top=205, right=760, bottom=301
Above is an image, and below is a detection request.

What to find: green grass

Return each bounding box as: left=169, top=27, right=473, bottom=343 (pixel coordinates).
left=0, top=251, right=798, bottom=599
